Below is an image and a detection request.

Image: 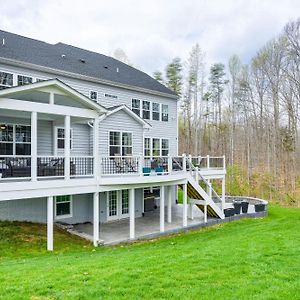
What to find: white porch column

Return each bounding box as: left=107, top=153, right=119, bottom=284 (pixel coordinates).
left=93, top=192, right=99, bottom=247
left=31, top=111, right=37, bottom=181
left=183, top=183, right=187, bottom=227
left=222, top=177, right=226, bottom=211
left=160, top=186, right=165, bottom=232
left=93, top=117, right=100, bottom=178
left=129, top=188, right=135, bottom=239
left=189, top=202, right=194, bottom=220
left=167, top=186, right=172, bottom=223
left=204, top=204, right=207, bottom=223
left=47, top=196, right=54, bottom=251
left=64, top=115, right=71, bottom=180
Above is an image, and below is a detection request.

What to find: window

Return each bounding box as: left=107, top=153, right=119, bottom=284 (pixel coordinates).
left=162, top=139, right=169, bottom=156
left=55, top=195, right=72, bottom=219
left=36, top=78, right=45, bottom=82
left=162, top=104, right=169, bottom=122
left=152, top=102, right=160, bottom=121
left=152, top=138, right=160, bottom=156
left=108, top=191, right=118, bottom=217
left=90, top=91, right=97, bottom=101
left=142, top=101, right=150, bottom=120
left=132, top=99, right=140, bottom=116
left=144, top=138, right=151, bottom=157
left=109, top=131, right=132, bottom=156
left=0, top=72, right=13, bottom=90
left=56, top=128, right=72, bottom=150
left=121, top=190, right=129, bottom=214
left=0, top=124, right=31, bottom=155
left=17, top=75, right=32, bottom=86
left=105, top=93, right=118, bottom=99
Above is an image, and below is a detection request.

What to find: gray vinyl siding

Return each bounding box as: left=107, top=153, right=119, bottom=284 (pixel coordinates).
left=0, top=63, right=178, bottom=155
left=0, top=190, right=144, bottom=224
left=99, top=110, right=143, bottom=156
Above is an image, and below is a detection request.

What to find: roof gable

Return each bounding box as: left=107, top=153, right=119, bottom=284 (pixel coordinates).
left=0, top=78, right=107, bottom=113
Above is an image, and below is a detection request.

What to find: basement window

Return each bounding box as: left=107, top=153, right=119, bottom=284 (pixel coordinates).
left=55, top=195, right=72, bottom=219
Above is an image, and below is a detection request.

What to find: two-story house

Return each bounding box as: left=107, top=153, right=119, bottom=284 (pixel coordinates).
left=0, top=30, right=227, bottom=250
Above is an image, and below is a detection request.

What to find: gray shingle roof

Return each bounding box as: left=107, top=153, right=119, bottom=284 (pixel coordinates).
left=0, top=29, right=177, bottom=97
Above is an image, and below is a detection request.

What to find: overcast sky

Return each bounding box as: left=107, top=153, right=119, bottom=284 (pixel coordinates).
left=1, top=0, right=299, bottom=75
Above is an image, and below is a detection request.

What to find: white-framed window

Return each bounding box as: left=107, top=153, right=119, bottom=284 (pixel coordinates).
left=109, top=131, right=132, bottom=156
left=162, top=104, right=169, bottom=122
left=144, top=137, right=151, bottom=157
left=132, top=99, right=140, bottom=116
left=152, top=138, right=160, bottom=156
left=90, top=91, right=97, bottom=101
left=142, top=101, right=150, bottom=120
left=162, top=139, right=169, bottom=156
left=0, top=123, right=31, bottom=155
left=152, top=102, right=160, bottom=121
left=121, top=190, right=129, bottom=214
left=108, top=191, right=118, bottom=218
left=55, top=195, right=72, bottom=219
left=144, top=137, right=169, bottom=157
left=105, top=93, right=118, bottom=99
left=56, top=128, right=73, bottom=150
left=17, top=75, right=32, bottom=86
left=0, top=72, right=13, bottom=90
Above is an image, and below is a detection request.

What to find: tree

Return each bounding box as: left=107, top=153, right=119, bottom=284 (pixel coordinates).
left=113, top=48, right=132, bottom=65
left=165, top=57, right=183, bottom=96
left=153, top=71, right=164, bottom=84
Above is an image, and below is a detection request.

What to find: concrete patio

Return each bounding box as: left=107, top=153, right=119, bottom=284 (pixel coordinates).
left=69, top=201, right=264, bottom=245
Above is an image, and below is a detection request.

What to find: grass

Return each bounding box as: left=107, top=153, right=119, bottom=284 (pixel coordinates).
left=0, top=206, right=300, bottom=299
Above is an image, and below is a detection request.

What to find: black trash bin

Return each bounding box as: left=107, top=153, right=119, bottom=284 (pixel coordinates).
left=254, top=203, right=266, bottom=212
left=241, top=201, right=249, bottom=213
left=224, top=208, right=235, bottom=217
left=233, top=201, right=242, bottom=214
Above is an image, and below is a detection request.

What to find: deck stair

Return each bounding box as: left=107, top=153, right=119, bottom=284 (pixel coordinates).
left=179, top=158, right=225, bottom=219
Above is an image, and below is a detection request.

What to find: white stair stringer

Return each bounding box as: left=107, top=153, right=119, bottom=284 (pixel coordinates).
left=186, top=173, right=225, bottom=219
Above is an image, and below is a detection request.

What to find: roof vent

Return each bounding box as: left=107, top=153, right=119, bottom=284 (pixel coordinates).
left=61, top=54, right=66, bottom=58
left=116, top=67, right=119, bottom=73
left=79, top=59, right=86, bottom=63
left=104, top=66, right=108, bottom=69
left=2, top=38, right=5, bottom=46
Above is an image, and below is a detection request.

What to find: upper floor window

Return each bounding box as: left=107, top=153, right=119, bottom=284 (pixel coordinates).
left=0, top=124, right=31, bottom=155
left=90, top=91, right=97, bottom=101
left=162, top=104, right=169, bottom=122
left=105, top=93, right=118, bottom=99
left=0, top=72, right=13, bottom=90
left=109, top=131, right=132, bottom=156
left=17, top=75, right=32, bottom=86
left=56, top=128, right=72, bottom=150
left=144, top=138, right=151, bottom=157
left=132, top=99, right=140, bottom=116
left=142, top=101, right=150, bottom=120
left=152, top=102, right=160, bottom=121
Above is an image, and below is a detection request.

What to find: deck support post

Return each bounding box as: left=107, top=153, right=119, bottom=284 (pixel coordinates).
left=222, top=177, right=225, bottom=211
left=47, top=196, right=54, bottom=251
left=93, top=192, right=99, bottom=247
left=188, top=202, right=194, bottom=220
left=167, top=186, right=172, bottom=223
left=183, top=183, right=187, bottom=227
left=204, top=204, right=207, bottom=223
left=64, top=115, right=71, bottom=180
left=93, top=117, right=99, bottom=179
left=129, top=188, right=135, bottom=239
left=160, top=186, right=165, bottom=232
left=31, top=111, right=37, bottom=181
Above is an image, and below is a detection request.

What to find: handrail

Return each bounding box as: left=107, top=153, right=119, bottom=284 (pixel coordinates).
left=186, top=158, right=223, bottom=204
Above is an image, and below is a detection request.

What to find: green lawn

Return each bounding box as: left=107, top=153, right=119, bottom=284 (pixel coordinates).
left=0, top=206, right=300, bottom=300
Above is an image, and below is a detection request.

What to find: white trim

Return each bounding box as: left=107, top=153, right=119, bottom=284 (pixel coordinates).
left=0, top=78, right=107, bottom=113
left=54, top=195, right=73, bottom=219
left=0, top=57, right=178, bottom=100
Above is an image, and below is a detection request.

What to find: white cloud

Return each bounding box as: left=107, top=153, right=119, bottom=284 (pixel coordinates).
left=0, top=0, right=299, bottom=75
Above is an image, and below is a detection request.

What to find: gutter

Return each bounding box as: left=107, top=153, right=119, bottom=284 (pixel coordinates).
left=0, top=57, right=178, bottom=100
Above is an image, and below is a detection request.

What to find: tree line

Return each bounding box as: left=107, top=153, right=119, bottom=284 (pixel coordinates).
left=153, top=19, right=300, bottom=205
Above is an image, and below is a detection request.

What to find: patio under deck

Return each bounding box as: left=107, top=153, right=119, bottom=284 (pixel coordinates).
left=70, top=202, right=265, bottom=245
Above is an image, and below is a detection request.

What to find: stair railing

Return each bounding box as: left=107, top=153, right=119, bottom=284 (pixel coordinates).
left=186, top=157, right=222, bottom=205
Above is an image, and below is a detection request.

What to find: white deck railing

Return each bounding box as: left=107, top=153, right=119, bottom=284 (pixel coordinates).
left=0, top=154, right=225, bottom=181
